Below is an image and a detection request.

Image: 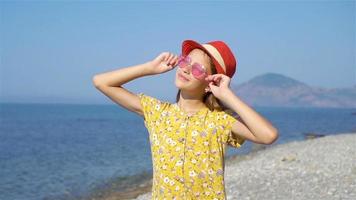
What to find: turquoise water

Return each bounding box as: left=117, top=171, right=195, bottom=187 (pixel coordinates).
left=1, top=103, right=355, bottom=200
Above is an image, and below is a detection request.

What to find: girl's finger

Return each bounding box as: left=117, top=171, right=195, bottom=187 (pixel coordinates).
left=164, top=53, right=170, bottom=61
left=206, top=74, right=217, bottom=79
left=205, top=77, right=214, bottom=82
left=170, top=54, right=178, bottom=65
left=209, top=74, right=223, bottom=79
left=214, top=75, right=222, bottom=82
left=167, top=53, right=173, bottom=62
left=171, top=59, right=177, bottom=66
left=171, top=55, right=179, bottom=65
left=167, top=54, right=174, bottom=64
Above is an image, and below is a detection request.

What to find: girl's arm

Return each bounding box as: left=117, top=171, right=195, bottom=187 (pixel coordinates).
left=92, top=52, right=179, bottom=117
left=222, top=89, right=279, bottom=145
left=205, top=74, right=279, bottom=145
left=93, top=62, right=153, bottom=117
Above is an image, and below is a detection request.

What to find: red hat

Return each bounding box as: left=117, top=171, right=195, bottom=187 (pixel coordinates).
left=181, top=39, right=237, bottom=78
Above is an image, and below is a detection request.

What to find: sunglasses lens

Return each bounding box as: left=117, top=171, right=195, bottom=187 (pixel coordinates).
left=192, top=63, right=206, bottom=79
left=177, top=55, right=188, bottom=68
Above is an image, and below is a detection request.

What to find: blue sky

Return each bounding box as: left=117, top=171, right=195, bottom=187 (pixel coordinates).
left=0, top=0, right=355, bottom=104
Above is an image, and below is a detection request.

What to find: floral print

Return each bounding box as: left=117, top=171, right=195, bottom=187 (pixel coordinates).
left=138, top=93, right=245, bottom=200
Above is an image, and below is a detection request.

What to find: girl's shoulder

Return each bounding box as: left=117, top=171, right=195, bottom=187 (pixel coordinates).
left=206, top=109, right=239, bottom=126
left=137, top=93, right=171, bottom=104
left=208, top=108, right=235, bottom=117
left=137, top=92, right=172, bottom=111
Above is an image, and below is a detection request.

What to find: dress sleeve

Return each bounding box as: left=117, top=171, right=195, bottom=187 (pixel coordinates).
left=137, top=92, right=167, bottom=124
left=221, top=111, right=246, bottom=148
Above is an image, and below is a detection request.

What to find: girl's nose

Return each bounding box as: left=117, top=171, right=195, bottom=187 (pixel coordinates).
left=181, top=66, right=191, bottom=74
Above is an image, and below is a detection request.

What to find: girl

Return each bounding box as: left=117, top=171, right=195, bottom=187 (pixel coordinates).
left=93, top=39, right=279, bottom=200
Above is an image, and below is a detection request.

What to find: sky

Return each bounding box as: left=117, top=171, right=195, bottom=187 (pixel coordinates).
left=0, top=0, right=355, bottom=104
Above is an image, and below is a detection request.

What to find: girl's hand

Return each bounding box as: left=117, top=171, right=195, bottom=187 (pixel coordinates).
left=147, top=52, right=179, bottom=75
left=205, top=74, right=232, bottom=99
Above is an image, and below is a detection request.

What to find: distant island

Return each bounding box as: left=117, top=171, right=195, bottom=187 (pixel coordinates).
left=231, top=73, right=356, bottom=108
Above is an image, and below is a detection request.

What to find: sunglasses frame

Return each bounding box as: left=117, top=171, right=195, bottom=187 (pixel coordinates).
left=177, top=55, right=209, bottom=81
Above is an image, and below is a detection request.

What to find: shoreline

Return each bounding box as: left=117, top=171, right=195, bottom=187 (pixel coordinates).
left=82, top=132, right=356, bottom=200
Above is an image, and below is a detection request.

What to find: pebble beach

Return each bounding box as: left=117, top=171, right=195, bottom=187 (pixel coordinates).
left=130, top=132, right=356, bottom=200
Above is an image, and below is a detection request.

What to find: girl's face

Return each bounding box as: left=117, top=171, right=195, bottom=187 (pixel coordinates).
left=175, top=49, right=213, bottom=94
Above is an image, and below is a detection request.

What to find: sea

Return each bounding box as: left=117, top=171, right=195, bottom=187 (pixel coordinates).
left=1, top=102, right=355, bottom=200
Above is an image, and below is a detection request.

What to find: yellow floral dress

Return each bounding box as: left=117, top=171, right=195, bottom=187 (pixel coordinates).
left=138, top=93, right=245, bottom=200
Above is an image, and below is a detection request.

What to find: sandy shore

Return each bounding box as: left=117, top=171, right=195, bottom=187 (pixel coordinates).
left=131, top=132, right=356, bottom=200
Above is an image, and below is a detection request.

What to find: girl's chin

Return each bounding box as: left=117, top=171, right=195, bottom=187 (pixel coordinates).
left=175, top=81, right=204, bottom=93
left=175, top=79, right=188, bottom=87
left=175, top=82, right=184, bottom=89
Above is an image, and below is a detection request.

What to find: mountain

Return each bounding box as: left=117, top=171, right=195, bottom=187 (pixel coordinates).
left=231, top=73, right=356, bottom=108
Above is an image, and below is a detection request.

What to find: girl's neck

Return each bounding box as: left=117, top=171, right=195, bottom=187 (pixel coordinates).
left=177, top=90, right=207, bottom=113
left=177, top=99, right=206, bottom=111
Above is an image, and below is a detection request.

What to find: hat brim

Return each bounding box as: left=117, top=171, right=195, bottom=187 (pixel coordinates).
left=182, top=40, right=226, bottom=75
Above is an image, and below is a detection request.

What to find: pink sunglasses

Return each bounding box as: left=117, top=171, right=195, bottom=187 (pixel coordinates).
left=177, top=55, right=208, bottom=80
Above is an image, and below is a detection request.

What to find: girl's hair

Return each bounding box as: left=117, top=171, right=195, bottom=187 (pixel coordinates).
left=175, top=55, right=237, bottom=117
